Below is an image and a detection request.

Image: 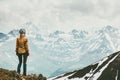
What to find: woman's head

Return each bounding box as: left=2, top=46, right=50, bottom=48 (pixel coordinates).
left=19, top=28, right=26, bottom=37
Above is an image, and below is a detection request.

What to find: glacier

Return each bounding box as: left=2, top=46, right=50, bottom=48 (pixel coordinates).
left=0, top=23, right=120, bottom=78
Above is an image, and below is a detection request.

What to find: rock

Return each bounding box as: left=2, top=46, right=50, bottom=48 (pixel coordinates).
left=0, top=68, right=47, bottom=80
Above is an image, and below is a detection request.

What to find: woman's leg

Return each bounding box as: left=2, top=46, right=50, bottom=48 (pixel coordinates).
left=23, top=53, right=28, bottom=76
left=17, top=54, right=22, bottom=74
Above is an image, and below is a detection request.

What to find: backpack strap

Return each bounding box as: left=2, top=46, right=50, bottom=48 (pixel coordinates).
left=16, top=38, right=19, bottom=52
left=17, top=38, right=19, bottom=47
left=24, top=38, right=28, bottom=52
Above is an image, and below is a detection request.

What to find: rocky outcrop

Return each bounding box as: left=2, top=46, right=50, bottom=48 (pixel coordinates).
left=0, top=68, right=47, bottom=80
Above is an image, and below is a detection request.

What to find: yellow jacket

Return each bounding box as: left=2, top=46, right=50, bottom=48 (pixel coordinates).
left=16, top=37, right=29, bottom=54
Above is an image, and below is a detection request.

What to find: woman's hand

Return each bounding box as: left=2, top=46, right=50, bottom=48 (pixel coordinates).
left=27, top=52, right=30, bottom=56
left=26, top=51, right=30, bottom=56
left=16, top=50, right=18, bottom=56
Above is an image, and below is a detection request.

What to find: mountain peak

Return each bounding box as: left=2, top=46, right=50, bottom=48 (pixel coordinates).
left=8, top=29, right=19, bottom=37
left=19, top=21, right=40, bottom=35
left=71, top=29, right=79, bottom=34
left=0, top=33, right=7, bottom=38
left=103, top=25, right=117, bottom=32
left=49, top=30, right=64, bottom=38
left=0, top=33, right=9, bottom=42
left=70, top=29, right=88, bottom=39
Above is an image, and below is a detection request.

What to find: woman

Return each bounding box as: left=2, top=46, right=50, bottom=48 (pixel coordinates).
left=16, top=28, right=30, bottom=76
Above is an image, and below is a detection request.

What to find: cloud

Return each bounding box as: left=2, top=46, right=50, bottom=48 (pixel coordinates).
left=0, top=0, right=120, bottom=33
left=53, top=0, right=120, bottom=19
left=53, top=0, right=95, bottom=15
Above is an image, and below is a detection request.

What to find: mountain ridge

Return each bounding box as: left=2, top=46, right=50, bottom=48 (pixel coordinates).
left=49, top=51, right=120, bottom=80
left=0, top=25, right=120, bottom=77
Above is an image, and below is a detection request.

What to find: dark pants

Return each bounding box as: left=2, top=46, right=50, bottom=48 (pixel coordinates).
left=17, top=53, right=28, bottom=76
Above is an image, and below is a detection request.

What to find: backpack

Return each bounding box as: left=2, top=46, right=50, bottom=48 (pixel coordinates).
left=17, top=38, right=27, bottom=53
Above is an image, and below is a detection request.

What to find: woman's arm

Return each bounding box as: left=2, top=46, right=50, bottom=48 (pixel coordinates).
left=16, top=38, right=19, bottom=54
left=25, top=38, right=30, bottom=56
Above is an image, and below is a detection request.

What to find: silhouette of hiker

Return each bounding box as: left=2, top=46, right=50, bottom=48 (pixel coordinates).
left=16, top=28, right=30, bottom=76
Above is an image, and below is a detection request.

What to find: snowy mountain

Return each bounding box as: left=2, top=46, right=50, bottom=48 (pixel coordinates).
left=0, top=24, right=120, bottom=78
left=49, top=30, right=65, bottom=38
left=48, top=51, right=120, bottom=80
left=0, top=33, right=9, bottom=42
left=8, top=29, right=19, bottom=37
left=70, top=29, right=88, bottom=39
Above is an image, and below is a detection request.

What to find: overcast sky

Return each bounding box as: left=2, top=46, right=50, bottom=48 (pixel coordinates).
left=0, top=0, right=120, bottom=33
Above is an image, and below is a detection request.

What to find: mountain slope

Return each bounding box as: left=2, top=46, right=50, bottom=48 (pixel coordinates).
left=0, top=33, right=9, bottom=42
left=49, top=51, right=120, bottom=80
